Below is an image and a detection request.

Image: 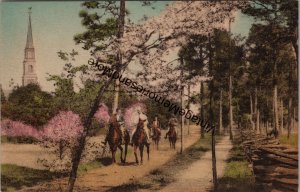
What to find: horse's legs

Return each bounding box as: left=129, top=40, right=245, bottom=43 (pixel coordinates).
left=147, top=144, right=150, bottom=160
left=112, top=149, right=116, bottom=164
left=134, top=145, right=139, bottom=164
left=118, top=145, right=124, bottom=163
left=139, top=145, right=144, bottom=164
left=124, top=144, right=128, bottom=163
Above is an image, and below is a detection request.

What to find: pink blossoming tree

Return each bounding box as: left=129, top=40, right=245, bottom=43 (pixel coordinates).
left=1, top=119, right=41, bottom=140
left=39, top=111, right=83, bottom=171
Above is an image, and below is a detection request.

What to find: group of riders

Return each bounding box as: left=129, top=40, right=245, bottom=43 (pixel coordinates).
left=101, top=107, right=178, bottom=146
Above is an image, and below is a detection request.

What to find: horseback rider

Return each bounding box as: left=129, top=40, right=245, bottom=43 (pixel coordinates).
left=152, top=115, right=160, bottom=128
left=165, top=114, right=178, bottom=139
left=130, top=107, right=151, bottom=145
left=102, top=108, right=125, bottom=145
left=152, top=115, right=161, bottom=136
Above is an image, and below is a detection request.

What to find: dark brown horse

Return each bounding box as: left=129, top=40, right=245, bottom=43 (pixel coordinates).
left=132, top=119, right=150, bottom=164
left=166, top=125, right=177, bottom=149
left=151, top=125, right=161, bottom=150
left=107, top=115, right=130, bottom=164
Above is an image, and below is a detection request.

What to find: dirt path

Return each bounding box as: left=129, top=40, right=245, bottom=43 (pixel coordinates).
left=1, top=136, right=105, bottom=169
left=70, top=127, right=200, bottom=191
left=20, top=126, right=200, bottom=191
left=1, top=143, right=50, bottom=169
left=160, top=136, right=232, bottom=192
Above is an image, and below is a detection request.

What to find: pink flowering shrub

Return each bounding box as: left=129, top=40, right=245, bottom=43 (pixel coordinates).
left=124, top=102, right=146, bottom=132
left=1, top=119, right=41, bottom=140
left=94, top=103, right=110, bottom=126
left=39, top=111, right=84, bottom=171
left=42, top=111, right=83, bottom=141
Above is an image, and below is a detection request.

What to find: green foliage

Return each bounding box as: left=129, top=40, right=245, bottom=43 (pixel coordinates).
left=144, top=98, right=180, bottom=129
left=2, top=84, right=57, bottom=127
left=217, top=144, right=257, bottom=192
left=1, top=87, right=6, bottom=103
left=279, top=133, right=298, bottom=147
left=74, top=2, right=118, bottom=52
left=179, top=29, right=245, bottom=128
left=77, top=160, right=103, bottom=174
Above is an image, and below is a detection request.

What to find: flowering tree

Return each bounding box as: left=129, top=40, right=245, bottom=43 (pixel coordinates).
left=39, top=111, right=83, bottom=171
left=66, top=1, right=246, bottom=191
left=1, top=119, right=41, bottom=141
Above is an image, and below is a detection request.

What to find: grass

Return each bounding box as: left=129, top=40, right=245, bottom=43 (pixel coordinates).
left=108, top=135, right=222, bottom=192
left=1, top=164, right=65, bottom=191
left=279, top=133, right=298, bottom=148
left=78, top=160, right=103, bottom=174
left=216, top=141, right=261, bottom=192
left=1, top=149, right=130, bottom=191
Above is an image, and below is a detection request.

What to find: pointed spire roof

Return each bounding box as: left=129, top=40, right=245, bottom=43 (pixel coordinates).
left=26, top=7, right=34, bottom=49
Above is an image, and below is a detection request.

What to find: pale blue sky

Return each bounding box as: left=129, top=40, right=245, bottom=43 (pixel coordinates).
left=0, top=1, right=253, bottom=92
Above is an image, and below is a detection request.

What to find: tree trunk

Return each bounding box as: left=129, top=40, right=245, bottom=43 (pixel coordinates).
left=287, top=97, right=292, bottom=139
left=254, top=87, right=257, bottom=115
left=287, top=41, right=296, bottom=139
left=256, top=109, right=260, bottom=134
left=187, top=84, right=190, bottom=135
left=274, top=85, right=279, bottom=135
left=229, top=75, right=233, bottom=140
left=219, top=89, right=223, bottom=134
left=209, top=73, right=217, bottom=191
left=112, top=0, right=126, bottom=114
left=112, top=80, right=120, bottom=114
left=250, top=95, right=255, bottom=130
left=211, top=127, right=217, bottom=190
left=228, top=21, right=234, bottom=140
left=280, top=99, right=284, bottom=134
left=207, top=31, right=217, bottom=190
left=200, top=81, right=205, bottom=139
left=265, top=121, right=268, bottom=136
left=180, top=58, right=184, bottom=154
left=292, top=107, right=295, bottom=131
left=180, top=85, right=184, bottom=153
left=68, top=76, right=116, bottom=192
left=254, top=87, right=258, bottom=131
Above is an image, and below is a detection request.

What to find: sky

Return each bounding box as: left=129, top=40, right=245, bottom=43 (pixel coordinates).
left=0, top=1, right=254, bottom=92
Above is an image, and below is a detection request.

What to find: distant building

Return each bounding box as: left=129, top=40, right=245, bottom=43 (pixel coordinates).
left=22, top=8, right=38, bottom=86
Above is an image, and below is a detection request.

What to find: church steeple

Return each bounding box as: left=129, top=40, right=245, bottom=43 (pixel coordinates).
left=22, top=7, right=38, bottom=86
left=25, top=8, right=34, bottom=49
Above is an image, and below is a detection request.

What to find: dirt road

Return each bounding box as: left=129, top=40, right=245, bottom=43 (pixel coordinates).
left=160, top=136, right=232, bottom=192
left=20, top=126, right=200, bottom=191
left=1, top=136, right=105, bottom=169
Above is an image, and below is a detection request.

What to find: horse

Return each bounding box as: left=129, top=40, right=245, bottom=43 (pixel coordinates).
left=166, top=125, right=177, bottom=149
left=106, top=114, right=130, bottom=164
left=151, top=125, right=161, bottom=150
left=132, top=119, right=150, bottom=164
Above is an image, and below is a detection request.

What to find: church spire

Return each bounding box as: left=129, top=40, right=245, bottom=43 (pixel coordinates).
left=26, top=7, right=34, bottom=49
left=22, top=7, right=38, bottom=86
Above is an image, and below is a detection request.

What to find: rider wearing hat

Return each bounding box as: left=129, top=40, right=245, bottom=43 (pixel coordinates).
left=165, top=114, right=178, bottom=139
left=102, top=108, right=124, bottom=145
left=130, top=107, right=151, bottom=145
